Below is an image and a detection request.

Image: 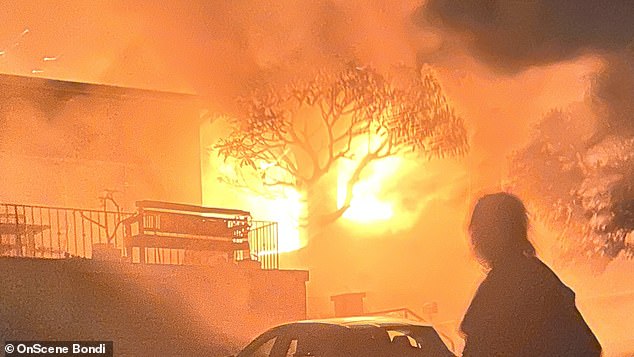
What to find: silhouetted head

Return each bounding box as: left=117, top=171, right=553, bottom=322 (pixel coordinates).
left=469, top=192, right=535, bottom=268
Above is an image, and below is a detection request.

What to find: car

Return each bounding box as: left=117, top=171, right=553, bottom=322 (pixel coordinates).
left=233, top=316, right=456, bottom=357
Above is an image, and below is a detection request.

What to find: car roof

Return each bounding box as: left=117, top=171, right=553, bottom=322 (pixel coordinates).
left=289, top=316, right=435, bottom=329
left=240, top=316, right=456, bottom=357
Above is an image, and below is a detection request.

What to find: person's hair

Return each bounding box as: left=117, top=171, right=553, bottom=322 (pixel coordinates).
left=468, top=192, right=535, bottom=268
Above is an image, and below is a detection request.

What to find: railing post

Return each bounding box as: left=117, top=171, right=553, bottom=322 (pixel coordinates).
left=275, top=222, right=279, bottom=270
left=13, top=205, right=22, bottom=257
left=138, top=208, right=145, bottom=264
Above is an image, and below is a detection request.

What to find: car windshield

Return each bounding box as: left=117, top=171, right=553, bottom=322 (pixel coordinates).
left=239, top=323, right=454, bottom=357
left=289, top=327, right=366, bottom=356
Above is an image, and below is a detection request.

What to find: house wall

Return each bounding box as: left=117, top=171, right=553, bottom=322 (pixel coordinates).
left=0, top=74, right=202, bottom=210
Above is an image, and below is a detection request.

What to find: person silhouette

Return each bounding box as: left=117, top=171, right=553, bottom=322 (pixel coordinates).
left=460, top=192, right=602, bottom=356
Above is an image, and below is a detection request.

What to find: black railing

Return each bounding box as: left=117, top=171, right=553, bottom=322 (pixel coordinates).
left=246, top=221, right=279, bottom=270
left=0, top=202, right=279, bottom=269
left=0, top=203, right=129, bottom=259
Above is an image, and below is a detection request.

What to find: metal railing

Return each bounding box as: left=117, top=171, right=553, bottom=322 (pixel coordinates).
left=245, top=221, right=279, bottom=270
left=0, top=202, right=279, bottom=269
left=130, top=220, right=279, bottom=269
left=0, top=203, right=130, bottom=259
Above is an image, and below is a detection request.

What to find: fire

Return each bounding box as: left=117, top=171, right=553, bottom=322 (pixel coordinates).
left=246, top=188, right=303, bottom=254
left=337, top=156, right=401, bottom=223
left=209, top=159, right=303, bottom=254
left=335, top=131, right=405, bottom=225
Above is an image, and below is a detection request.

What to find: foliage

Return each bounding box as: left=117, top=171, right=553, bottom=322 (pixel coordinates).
left=215, top=63, right=468, bottom=225
left=509, top=108, right=634, bottom=262
left=510, top=51, right=634, bottom=262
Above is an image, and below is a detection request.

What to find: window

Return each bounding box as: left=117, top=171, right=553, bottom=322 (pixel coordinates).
left=285, top=339, right=298, bottom=357
left=250, top=336, right=277, bottom=357
left=387, top=330, right=419, bottom=347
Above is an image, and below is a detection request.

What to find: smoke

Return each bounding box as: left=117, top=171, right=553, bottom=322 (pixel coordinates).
left=420, top=0, right=634, bottom=256
left=114, top=0, right=431, bottom=92
left=0, top=75, right=202, bottom=209
left=420, top=0, right=634, bottom=73
left=591, top=50, right=634, bottom=138
left=1, top=1, right=433, bottom=105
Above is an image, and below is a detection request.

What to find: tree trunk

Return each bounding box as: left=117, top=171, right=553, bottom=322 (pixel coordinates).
left=302, top=171, right=339, bottom=241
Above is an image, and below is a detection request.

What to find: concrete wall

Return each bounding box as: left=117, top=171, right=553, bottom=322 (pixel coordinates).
left=0, top=257, right=308, bottom=356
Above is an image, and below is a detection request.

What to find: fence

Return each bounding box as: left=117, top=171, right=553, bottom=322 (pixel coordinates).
left=0, top=203, right=279, bottom=269
left=246, top=221, right=279, bottom=270
left=0, top=203, right=129, bottom=259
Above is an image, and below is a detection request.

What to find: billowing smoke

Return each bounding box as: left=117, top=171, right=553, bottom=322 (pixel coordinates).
left=2, top=1, right=432, bottom=105
left=420, top=0, right=634, bottom=72
left=419, top=0, right=634, bottom=261
left=0, top=0, right=477, bottom=339
left=591, top=51, right=634, bottom=138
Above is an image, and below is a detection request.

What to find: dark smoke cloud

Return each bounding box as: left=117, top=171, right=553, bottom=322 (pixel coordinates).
left=419, top=0, right=634, bottom=72
left=591, top=50, right=634, bottom=138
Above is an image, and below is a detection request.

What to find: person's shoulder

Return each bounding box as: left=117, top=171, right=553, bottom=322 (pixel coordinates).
left=527, top=257, right=576, bottom=299
left=528, top=257, right=562, bottom=281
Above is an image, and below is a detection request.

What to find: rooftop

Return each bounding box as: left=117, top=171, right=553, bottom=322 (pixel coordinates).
left=0, top=72, right=199, bottom=102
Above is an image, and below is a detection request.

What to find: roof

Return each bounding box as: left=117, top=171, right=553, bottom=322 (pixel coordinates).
left=0, top=72, right=199, bottom=102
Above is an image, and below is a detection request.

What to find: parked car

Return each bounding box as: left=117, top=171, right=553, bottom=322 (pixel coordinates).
left=233, top=316, right=456, bottom=357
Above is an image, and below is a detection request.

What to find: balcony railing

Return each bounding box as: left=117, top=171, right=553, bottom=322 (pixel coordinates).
left=0, top=202, right=279, bottom=269
left=0, top=203, right=129, bottom=259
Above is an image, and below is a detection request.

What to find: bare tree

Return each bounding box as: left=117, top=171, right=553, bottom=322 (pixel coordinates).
left=215, top=64, right=468, bottom=228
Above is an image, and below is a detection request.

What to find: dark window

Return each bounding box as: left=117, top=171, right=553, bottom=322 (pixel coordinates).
left=250, top=336, right=277, bottom=357
left=285, top=340, right=298, bottom=357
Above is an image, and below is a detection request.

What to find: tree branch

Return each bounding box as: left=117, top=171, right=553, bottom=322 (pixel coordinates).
left=318, top=151, right=378, bottom=225
left=214, top=63, right=469, bottom=234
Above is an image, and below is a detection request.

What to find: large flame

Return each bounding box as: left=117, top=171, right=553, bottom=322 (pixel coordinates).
left=247, top=187, right=303, bottom=254
left=334, top=132, right=408, bottom=226
left=337, top=156, right=401, bottom=223
left=204, top=154, right=303, bottom=254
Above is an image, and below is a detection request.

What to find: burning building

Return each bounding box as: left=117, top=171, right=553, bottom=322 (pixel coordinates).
left=0, top=72, right=202, bottom=209
left=0, top=73, right=309, bottom=355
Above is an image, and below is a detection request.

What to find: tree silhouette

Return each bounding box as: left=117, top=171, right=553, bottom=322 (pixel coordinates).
left=509, top=53, right=634, bottom=263
left=215, top=64, right=468, bottom=230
